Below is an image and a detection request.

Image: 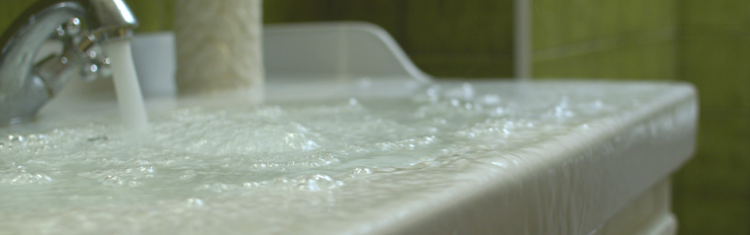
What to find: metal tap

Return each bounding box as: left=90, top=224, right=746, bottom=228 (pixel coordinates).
left=0, top=0, right=139, bottom=125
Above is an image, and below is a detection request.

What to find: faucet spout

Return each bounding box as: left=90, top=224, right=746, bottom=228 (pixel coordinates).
left=83, top=0, right=140, bottom=42
left=0, top=0, right=139, bottom=125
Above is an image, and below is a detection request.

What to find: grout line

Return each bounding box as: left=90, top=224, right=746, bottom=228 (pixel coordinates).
left=675, top=0, right=684, bottom=84
left=396, top=0, right=409, bottom=52
left=532, top=27, right=678, bottom=62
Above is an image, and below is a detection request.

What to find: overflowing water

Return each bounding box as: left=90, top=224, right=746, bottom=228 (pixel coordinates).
left=0, top=81, right=686, bottom=234
left=105, top=41, right=150, bottom=132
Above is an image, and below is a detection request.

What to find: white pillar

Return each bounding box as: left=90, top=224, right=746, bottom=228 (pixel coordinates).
left=174, top=0, right=264, bottom=94
left=514, top=0, right=532, bottom=79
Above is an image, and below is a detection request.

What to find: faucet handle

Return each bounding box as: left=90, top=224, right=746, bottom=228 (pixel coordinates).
left=45, top=17, right=113, bottom=83
left=78, top=39, right=113, bottom=82
left=61, top=17, right=82, bottom=36
left=0, top=0, right=139, bottom=125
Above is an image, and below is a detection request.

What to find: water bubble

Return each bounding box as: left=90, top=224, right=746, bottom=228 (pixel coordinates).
left=462, top=83, right=474, bottom=99
left=298, top=174, right=343, bottom=192
left=186, top=198, right=204, bottom=207
left=495, top=107, right=505, bottom=115
left=450, top=99, right=460, bottom=107
left=351, top=167, right=372, bottom=177
left=180, top=170, right=197, bottom=180
left=101, top=175, right=124, bottom=186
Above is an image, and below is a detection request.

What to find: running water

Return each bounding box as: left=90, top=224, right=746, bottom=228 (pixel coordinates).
left=0, top=81, right=694, bottom=234
left=105, top=40, right=149, bottom=131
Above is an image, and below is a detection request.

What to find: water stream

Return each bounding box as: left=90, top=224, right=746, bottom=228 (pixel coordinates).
left=105, top=41, right=150, bottom=132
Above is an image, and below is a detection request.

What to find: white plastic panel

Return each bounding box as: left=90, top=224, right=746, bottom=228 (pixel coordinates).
left=130, top=32, right=177, bottom=97
left=263, top=22, right=430, bottom=81
left=96, top=23, right=430, bottom=101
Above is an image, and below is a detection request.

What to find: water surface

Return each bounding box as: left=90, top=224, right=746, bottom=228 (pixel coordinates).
left=0, top=81, right=673, bottom=234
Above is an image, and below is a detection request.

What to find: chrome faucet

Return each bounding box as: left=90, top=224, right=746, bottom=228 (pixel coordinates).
left=0, top=0, right=138, bottom=125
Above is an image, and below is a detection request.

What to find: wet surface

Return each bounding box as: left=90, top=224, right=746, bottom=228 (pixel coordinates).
left=0, top=81, right=691, bottom=234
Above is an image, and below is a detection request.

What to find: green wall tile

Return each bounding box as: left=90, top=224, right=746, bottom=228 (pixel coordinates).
left=674, top=2, right=750, bottom=230
left=0, top=0, right=171, bottom=34
left=531, top=0, right=750, bottom=233
left=531, top=0, right=678, bottom=80
left=0, top=0, right=46, bottom=37
left=592, top=0, right=620, bottom=39
left=162, top=0, right=175, bottom=31
left=645, top=0, right=678, bottom=29
left=124, top=0, right=166, bottom=32
left=403, top=0, right=512, bottom=54
left=531, top=0, right=565, bottom=50
left=678, top=109, right=750, bottom=194
left=533, top=0, right=677, bottom=51
left=571, top=53, right=600, bottom=78
left=681, top=35, right=750, bottom=109
left=410, top=53, right=513, bottom=78
left=619, top=0, right=677, bottom=33
left=532, top=58, right=567, bottom=78
left=639, top=41, right=677, bottom=80
left=673, top=3, right=750, bottom=229
left=682, top=0, right=750, bottom=35
left=487, top=4, right=515, bottom=55
left=326, top=1, right=404, bottom=42
left=566, top=0, right=595, bottom=44
left=596, top=47, right=623, bottom=79
left=534, top=52, right=600, bottom=79
left=616, top=42, right=677, bottom=80
left=532, top=41, right=676, bottom=80
left=264, top=0, right=331, bottom=23
left=673, top=194, right=750, bottom=235
left=619, top=0, right=647, bottom=33
left=401, top=0, right=512, bottom=77
left=617, top=45, right=643, bottom=79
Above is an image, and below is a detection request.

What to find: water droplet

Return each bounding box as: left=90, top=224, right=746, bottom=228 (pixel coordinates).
left=187, top=198, right=204, bottom=207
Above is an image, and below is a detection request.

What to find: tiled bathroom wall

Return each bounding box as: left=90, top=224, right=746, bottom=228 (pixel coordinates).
left=0, top=0, right=514, bottom=78
left=0, top=0, right=176, bottom=38
left=262, top=0, right=515, bottom=78
left=531, top=0, right=678, bottom=80
left=675, top=0, right=750, bottom=234
left=531, top=0, right=750, bottom=234
left=0, top=1, right=36, bottom=35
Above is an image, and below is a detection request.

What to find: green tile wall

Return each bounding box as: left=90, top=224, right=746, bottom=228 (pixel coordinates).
left=532, top=0, right=750, bottom=234
left=267, top=0, right=515, bottom=78
left=0, top=0, right=514, bottom=78
left=0, top=0, right=36, bottom=36
left=125, top=0, right=175, bottom=32
left=673, top=0, right=750, bottom=234
left=402, top=1, right=513, bottom=77
left=0, top=0, right=174, bottom=37
left=531, top=0, right=679, bottom=80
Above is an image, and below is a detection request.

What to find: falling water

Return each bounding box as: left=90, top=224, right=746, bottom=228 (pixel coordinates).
left=104, top=40, right=149, bottom=131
